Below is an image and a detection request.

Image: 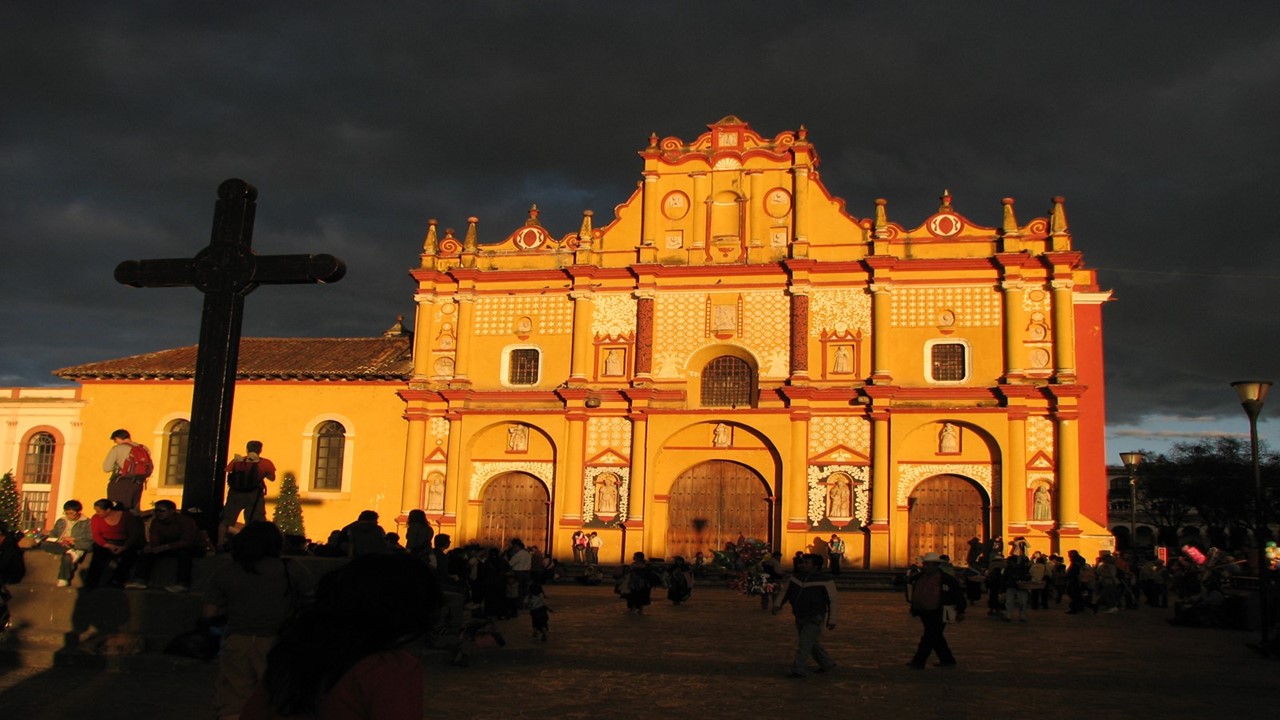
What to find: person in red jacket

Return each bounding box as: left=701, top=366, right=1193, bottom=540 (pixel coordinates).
left=85, top=498, right=143, bottom=589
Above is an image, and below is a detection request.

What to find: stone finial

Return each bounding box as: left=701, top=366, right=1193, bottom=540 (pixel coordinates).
left=798, top=125, right=808, bottom=141
left=1050, top=196, right=1068, bottom=234
left=939, top=189, right=953, bottom=211
left=527, top=204, right=542, bottom=227
left=1001, top=198, right=1019, bottom=234
left=578, top=210, right=594, bottom=248
left=648, top=132, right=659, bottom=148
left=421, top=219, right=438, bottom=263
left=873, top=198, right=889, bottom=238
left=464, top=217, right=479, bottom=252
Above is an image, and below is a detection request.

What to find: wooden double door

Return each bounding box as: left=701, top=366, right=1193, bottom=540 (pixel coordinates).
left=477, top=472, right=549, bottom=551
left=665, top=461, right=770, bottom=561
left=906, top=474, right=988, bottom=564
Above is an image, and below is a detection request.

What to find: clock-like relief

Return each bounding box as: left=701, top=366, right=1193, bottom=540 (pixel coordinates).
left=764, top=188, right=792, bottom=218
left=1029, top=323, right=1048, bottom=341
left=938, top=309, right=956, bottom=327
left=662, top=191, right=690, bottom=220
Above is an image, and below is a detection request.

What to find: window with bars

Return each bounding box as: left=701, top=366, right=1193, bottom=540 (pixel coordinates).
left=701, top=356, right=754, bottom=407
left=164, top=419, right=190, bottom=486
left=313, top=421, right=346, bottom=491
left=21, top=490, right=50, bottom=532
left=507, top=348, right=541, bottom=386
left=929, top=342, right=968, bottom=382
left=22, top=432, right=56, bottom=485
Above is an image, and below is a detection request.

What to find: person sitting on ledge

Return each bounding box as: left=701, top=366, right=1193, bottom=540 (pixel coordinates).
left=126, top=500, right=200, bottom=593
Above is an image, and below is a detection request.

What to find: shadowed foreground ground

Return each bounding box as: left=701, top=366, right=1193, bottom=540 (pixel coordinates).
left=0, top=584, right=1273, bottom=719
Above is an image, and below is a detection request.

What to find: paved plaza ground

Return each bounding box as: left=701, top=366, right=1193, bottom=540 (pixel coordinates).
left=0, top=583, right=1274, bottom=719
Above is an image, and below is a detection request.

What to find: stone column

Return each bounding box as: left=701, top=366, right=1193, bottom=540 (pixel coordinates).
left=633, top=290, right=655, bottom=382
left=452, top=291, right=476, bottom=385
left=789, top=287, right=810, bottom=382
left=1005, top=409, right=1029, bottom=531
left=399, top=400, right=430, bottom=518
left=1051, top=278, right=1077, bottom=383
left=1001, top=279, right=1026, bottom=382
left=568, top=289, right=594, bottom=385
left=869, top=282, right=894, bottom=384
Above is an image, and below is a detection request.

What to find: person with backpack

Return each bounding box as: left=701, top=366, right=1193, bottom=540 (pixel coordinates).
left=219, top=441, right=277, bottom=550
left=771, top=553, right=839, bottom=677
left=102, top=428, right=154, bottom=512
left=906, top=551, right=966, bottom=669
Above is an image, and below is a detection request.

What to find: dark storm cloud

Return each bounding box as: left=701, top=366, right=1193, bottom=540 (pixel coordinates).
left=3, top=2, right=1279, bottom=436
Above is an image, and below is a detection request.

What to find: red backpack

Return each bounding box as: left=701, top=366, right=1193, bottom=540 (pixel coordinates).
left=119, top=442, right=154, bottom=479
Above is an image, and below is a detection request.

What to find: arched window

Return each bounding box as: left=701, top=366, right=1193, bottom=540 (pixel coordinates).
left=313, top=421, right=346, bottom=491
left=22, top=432, right=56, bottom=485
left=164, top=420, right=190, bottom=487
left=701, top=356, right=754, bottom=407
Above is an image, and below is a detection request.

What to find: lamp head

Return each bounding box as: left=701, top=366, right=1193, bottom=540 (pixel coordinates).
left=1120, top=452, right=1145, bottom=471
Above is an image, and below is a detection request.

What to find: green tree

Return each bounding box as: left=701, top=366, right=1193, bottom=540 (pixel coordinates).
left=1140, top=437, right=1279, bottom=548
left=0, top=470, right=20, bottom=533
left=272, top=472, right=305, bottom=540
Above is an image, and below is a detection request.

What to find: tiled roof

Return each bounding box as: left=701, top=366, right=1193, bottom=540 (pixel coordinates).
left=54, top=337, right=413, bottom=381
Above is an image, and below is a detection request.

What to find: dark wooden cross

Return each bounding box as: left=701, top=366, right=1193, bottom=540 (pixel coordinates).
left=115, top=178, right=345, bottom=539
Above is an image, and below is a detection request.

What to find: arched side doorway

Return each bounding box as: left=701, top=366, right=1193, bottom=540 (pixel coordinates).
left=477, top=472, right=549, bottom=551
left=907, top=474, right=988, bottom=564
left=666, top=461, right=770, bottom=561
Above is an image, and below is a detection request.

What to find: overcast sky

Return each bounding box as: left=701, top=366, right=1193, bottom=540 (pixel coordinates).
left=3, top=2, right=1278, bottom=458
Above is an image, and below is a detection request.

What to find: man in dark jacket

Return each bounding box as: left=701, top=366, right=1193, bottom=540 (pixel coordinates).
left=771, top=553, right=838, bottom=677
left=907, top=551, right=967, bottom=668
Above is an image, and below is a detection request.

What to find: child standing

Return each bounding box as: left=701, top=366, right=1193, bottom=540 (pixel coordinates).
left=525, top=583, right=551, bottom=641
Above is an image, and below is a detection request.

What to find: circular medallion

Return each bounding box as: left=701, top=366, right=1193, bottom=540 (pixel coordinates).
left=764, top=188, right=792, bottom=218
left=662, top=191, right=690, bottom=220
left=514, top=227, right=545, bottom=250
left=927, top=213, right=963, bottom=237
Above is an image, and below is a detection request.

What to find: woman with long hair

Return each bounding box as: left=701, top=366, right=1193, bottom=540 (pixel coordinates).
left=242, top=552, right=441, bottom=719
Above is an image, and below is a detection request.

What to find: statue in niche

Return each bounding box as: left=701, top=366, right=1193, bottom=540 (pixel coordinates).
left=1033, top=485, right=1052, bottom=521
left=426, top=473, right=445, bottom=512
left=826, top=473, right=852, bottom=518
left=833, top=345, right=852, bottom=374
left=938, top=423, right=960, bottom=454
left=507, top=424, right=529, bottom=452
left=712, top=423, right=732, bottom=448
left=604, top=348, right=623, bottom=376
left=594, top=473, right=620, bottom=515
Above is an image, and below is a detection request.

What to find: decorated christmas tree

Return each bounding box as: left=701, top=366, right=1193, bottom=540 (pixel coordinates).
left=0, top=471, right=20, bottom=533
left=273, top=472, right=305, bottom=540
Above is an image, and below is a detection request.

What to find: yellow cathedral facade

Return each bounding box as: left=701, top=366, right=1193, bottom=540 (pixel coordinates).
left=36, top=117, right=1113, bottom=569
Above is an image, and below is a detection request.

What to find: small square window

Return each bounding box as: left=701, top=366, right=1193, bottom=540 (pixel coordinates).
left=929, top=342, right=968, bottom=382
left=508, top=348, right=541, bottom=386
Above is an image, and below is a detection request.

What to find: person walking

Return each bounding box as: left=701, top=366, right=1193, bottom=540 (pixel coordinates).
left=771, top=553, right=838, bottom=678
left=906, top=552, right=966, bottom=669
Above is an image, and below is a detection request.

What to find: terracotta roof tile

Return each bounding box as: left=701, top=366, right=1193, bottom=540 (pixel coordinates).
left=54, top=337, right=413, bottom=381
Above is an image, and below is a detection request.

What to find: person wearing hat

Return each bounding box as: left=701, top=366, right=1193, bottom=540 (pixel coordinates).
left=906, top=551, right=966, bottom=669
left=771, top=553, right=839, bottom=677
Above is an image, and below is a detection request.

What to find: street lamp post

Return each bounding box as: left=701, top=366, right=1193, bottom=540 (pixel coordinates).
left=1231, top=380, right=1273, bottom=652
left=1121, top=452, right=1146, bottom=553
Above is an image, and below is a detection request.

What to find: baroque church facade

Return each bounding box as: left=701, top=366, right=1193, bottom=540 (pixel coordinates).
left=38, top=117, right=1112, bottom=569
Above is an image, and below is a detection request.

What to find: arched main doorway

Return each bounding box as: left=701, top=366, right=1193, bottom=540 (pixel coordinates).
left=666, top=461, right=770, bottom=561
left=907, top=474, right=988, bottom=564
left=477, top=472, right=549, bottom=550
